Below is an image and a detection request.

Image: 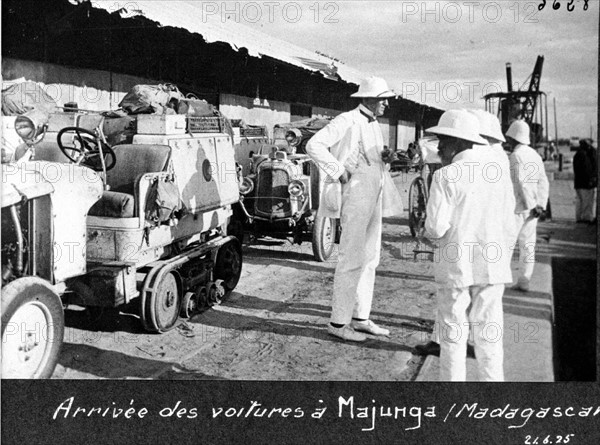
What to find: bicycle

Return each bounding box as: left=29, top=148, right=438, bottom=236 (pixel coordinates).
left=407, top=137, right=441, bottom=258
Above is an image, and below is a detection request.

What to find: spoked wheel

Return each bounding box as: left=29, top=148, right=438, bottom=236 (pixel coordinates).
left=140, top=269, right=182, bottom=333
left=1, top=277, right=64, bottom=379
left=312, top=214, right=337, bottom=262
left=214, top=239, right=243, bottom=293
left=408, top=177, right=428, bottom=237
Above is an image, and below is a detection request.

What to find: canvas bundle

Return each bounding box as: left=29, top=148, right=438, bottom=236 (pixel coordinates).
left=119, top=84, right=184, bottom=115
left=144, top=177, right=183, bottom=226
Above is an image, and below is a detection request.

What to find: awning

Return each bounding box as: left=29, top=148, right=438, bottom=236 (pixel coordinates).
left=90, top=1, right=369, bottom=85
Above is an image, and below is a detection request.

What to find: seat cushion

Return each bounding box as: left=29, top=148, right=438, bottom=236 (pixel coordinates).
left=107, top=144, right=171, bottom=195
left=88, top=191, right=135, bottom=218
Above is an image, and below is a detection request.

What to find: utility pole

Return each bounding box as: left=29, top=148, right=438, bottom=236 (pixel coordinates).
left=553, top=97, right=558, bottom=144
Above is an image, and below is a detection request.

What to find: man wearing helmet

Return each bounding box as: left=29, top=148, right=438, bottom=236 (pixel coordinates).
left=424, top=109, right=515, bottom=381
left=306, top=76, right=403, bottom=342
left=505, top=120, right=550, bottom=292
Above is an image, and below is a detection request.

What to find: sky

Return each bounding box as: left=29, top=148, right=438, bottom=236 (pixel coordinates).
left=180, top=0, right=598, bottom=140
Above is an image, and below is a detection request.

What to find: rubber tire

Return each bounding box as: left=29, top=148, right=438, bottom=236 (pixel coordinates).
left=312, top=215, right=336, bottom=262
left=214, top=239, right=243, bottom=292
left=226, top=218, right=245, bottom=244
left=408, top=177, right=427, bottom=237
left=1, top=277, right=64, bottom=379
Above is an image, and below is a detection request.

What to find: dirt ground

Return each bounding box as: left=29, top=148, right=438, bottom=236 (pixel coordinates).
left=52, top=171, right=439, bottom=380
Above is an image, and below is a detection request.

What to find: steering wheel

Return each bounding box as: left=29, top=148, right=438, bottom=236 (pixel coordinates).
left=57, top=127, right=116, bottom=171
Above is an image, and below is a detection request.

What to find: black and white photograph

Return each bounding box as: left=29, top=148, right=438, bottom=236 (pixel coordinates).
left=1, top=0, right=598, bottom=443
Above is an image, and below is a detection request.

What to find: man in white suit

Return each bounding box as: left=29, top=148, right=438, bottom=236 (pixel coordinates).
left=506, top=120, right=550, bottom=291
left=425, top=109, right=515, bottom=381
left=418, top=109, right=516, bottom=357
left=306, top=76, right=403, bottom=341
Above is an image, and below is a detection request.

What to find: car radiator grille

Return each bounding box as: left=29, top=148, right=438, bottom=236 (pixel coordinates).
left=255, top=168, right=291, bottom=217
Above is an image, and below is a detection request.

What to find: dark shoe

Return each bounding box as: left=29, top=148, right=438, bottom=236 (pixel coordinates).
left=511, top=283, right=529, bottom=292
left=414, top=341, right=440, bottom=356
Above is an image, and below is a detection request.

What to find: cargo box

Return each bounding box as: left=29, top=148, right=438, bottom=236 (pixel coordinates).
left=137, top=114, right=187, bottom=135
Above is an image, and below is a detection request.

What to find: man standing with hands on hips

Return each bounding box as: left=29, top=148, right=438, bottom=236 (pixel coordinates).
left=306, top=76, right=403, bottom=342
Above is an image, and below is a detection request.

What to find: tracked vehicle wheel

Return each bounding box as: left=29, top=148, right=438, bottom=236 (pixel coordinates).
left=214, top=239, right=242, bottom=293
left=141, top=269, right=182, bottom=333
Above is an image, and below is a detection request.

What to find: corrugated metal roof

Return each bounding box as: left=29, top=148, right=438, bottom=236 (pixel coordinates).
left=91, top=1, right=369, bottom=85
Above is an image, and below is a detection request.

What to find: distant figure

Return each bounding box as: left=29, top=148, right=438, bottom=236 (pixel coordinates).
left=506, top=120, right=550, bottom=292
left=407, top=142, right=418, bottom=160
left=573, top=139, right=598, bottom=223
left=548, top=141, right=557, bottom=161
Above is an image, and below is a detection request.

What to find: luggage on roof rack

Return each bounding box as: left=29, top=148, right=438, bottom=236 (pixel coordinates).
left=187, top=116, right=227, bottom=133
left=240, top=126, right=267, bottom=137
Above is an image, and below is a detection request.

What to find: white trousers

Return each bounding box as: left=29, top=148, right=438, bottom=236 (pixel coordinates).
left=576, top=188, right=596, bottom=222
left=330, top=163, right=383, bottom=325
left=437, top=284, right=505, bottom=381
left=515, top=213, right=538, bottom=289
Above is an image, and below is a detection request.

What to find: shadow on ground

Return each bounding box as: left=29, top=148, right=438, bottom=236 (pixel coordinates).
left=57, top=343, right=166, bottom=379
left=190, top=294, right=416, bottom=354
left=552, top=257, right=597, bottom=381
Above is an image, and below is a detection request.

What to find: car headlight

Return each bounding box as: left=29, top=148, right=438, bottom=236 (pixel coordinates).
left=288, top=180, right=305, bottom=197
left=285, top=129, right=302, bottom=147
left=239, top=177, right=254, bottom=195
left=15, top=109, right=49, bottom=143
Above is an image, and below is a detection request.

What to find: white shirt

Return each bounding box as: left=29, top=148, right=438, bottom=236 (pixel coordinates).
left=509, top=144, right=550, bottom=213
left=306, top=105, right=402, bottom=218
left=306, top=104, right=384, bottom=181
left=488, top=142, right=511, bottom=172
left=425, top=149, right=514, bottom=287
left=472, top=143, right=511, bottom=182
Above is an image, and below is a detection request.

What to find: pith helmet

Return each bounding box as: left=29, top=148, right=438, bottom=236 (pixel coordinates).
left=506, top=120, right=530, bottom=145
left=426, top=109, right=487, bottom=145
left=351, top=76, right=396, bottom=98
left=468, top=109, right=506, bottom=143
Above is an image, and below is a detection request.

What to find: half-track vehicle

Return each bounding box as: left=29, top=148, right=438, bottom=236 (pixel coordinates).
left=2, top=107, right=244, bottom=378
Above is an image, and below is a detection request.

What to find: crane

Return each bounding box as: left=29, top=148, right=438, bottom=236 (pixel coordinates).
left=484, top=55, right=548, bottom=148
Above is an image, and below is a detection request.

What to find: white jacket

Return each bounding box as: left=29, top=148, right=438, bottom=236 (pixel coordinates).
left=305, top=105, right=402, bottom=218
left=425, top=149, right=514, bottom=287
left=509, top=144, right=550, bottom=213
